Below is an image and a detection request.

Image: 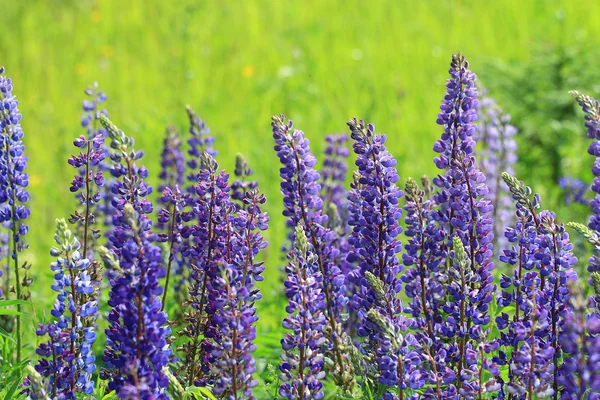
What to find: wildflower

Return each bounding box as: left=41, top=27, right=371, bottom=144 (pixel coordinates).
left=558, top=177, right=589, bottom=206
left=209, top=188, right=268, bottom=398
left=476, top=95, right=518, bottom=251
left=185, top=105, right=216, bottom=193
left=280, top=226, right=327, bottom=400
left=272, top=115, right=354, bottom=391
left=0, top=66, right=31, bottom=362
left=26, top=219, right=97, bottom=398
left=319, top=133, right=349, bottom=222
left=98, top=115, right=171, bottom=397
left=558, top=281, right=600, bottom=398
left=157, top=125, right=185, bottom=204
left=231, top=153, right=258, bottom=211
left=432, top=54, right=495, bottom=396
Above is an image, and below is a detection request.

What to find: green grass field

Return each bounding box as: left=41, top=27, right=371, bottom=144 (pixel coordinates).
left=2, top=0, right=600, bottom=369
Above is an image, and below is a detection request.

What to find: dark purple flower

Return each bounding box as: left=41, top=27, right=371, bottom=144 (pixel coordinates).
left=0, top=66, right=31, bottom=361
left=25, top=219, right=97, bottom=398
left=280, top=226, right=327, bottom=400
left=476, top=95, right=518, bottom=251
left=272, top=115, right=354, bottom=390
left=98, top=115, right=171, bottom=398
left=185, top=105, right=216, bottom=193
left=558, top=176, right=589, bottom=206
left=157, top=125, right=185, bottom=202
left=231, top=153, right=258, bottom=211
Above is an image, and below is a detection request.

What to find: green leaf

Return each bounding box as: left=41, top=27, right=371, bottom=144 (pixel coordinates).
left=0, top=299, right=30, bottom=308
left=185, top=386, right=216, bottom=400
left=0, top=309, right=26, bottom=316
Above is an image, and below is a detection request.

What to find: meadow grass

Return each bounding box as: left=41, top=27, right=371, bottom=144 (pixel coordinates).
left=1, top=0, right=599, bottom=368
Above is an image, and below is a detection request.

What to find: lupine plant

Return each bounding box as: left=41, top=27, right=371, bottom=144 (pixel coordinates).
left=0, top=66, right=31, bottom=363
left=5, top=52, right=600, bottom=400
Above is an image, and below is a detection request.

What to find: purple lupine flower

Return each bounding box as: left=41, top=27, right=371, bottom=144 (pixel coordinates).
left=571, top=91, right=600, bottom=278
left=180, top=154, right=232, bottom=386
left=280, top=226, right=327, bottom=400
left=156, top=185, right=190, bottom=311
left=345, top=118, right=422, bottom=392
left=272, top=115, right=354, bottom=391
left=208, top=188, right=268, bottom=398
left=558, top=176, right=589, bottom=206
left=476, top=95, right=518, bottom=252
left=432, top=54, right=495, bottom=395
left=185, top=105, right=216, bottom=193
left=231, top=153, right=258, bottom=211
left=155, top=125, right=187, bottom=311
left=25, top=219, right=97, bottom=398
left=558, top=281, right=600, bottom=398
left=498, top=173, right=578, bottom=398
left=0, top=66, right=31, bottom=362
left=320, top=133, right=350, bottom=221
left=157, top=125, right=185, bottom=202
left=98, top=115, right=171, bottom=398
left=68, top=131, right=105, bottom=265
left=402, top=177, right=455, bottom=397
left=80, top=83, right=113, bottom=230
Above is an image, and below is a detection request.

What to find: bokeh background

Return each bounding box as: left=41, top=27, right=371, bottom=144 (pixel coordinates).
left=2, top=0, right=600, bottom=386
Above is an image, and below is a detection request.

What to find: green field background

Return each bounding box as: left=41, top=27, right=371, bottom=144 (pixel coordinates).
left=1, top=0, right=599, bottom=362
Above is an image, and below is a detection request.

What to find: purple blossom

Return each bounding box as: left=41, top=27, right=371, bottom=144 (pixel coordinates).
left=280, top=226, right=327, bottom=400
left=571, top=91, right=600, bottom=277
left=272, top=115, right=354, bottom=390
left=208, top=189, right=268, bottom=398
left=432, top=54, right=495, bottom=396
left=98, top=115, right=171, bottom=398
left=25, top=219, right=97, bottom=398
left=231, top=153, right=258, bottom=211
left=558, top=176, right=589, bottom=206
left=558, top=281, right=600, bottom=398
left=185, top=105, right=216, bottom=193
left=0, top=66, right=31, bottom=362
left=345, top=118, right=420, bottom=392
left=320, top=133, right=349, bottom=220
left=476, top=95, right=518, bottom=251
left=157, top=125, right=185, bottom=203
left=179, top=154, right=233, bottom=386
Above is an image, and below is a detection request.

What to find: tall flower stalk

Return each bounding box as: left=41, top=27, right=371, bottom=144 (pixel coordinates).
left=272, top=115, right=354, bottom=391
left=280, top=225, right=327, bottom=400
left=476, top=96, right=517, bottom=252
left=432, top=54, right=495, bottom=396
left=0, top=67, right=31, bottom=363
left=25, top=219, right=97, bottom=398
left=98, top=115, right=172, bottom=398
left=345, top=118, right=422, bottom=395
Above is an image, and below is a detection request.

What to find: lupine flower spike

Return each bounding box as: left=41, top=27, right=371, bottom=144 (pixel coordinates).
left=0, top=66, right=31, bottom=362
left=476, top=95, right=518, bottom=252
left=280, top=225, right=327, bottom=400
left=98, top=115, right=172, bottom=398
left=272, top=115, right=354, bottom=391
left=346, top=118, right=425, bottom=396
left=432, top=54, right=495, bottom=396
left=25, top=219, right=97, bottom=398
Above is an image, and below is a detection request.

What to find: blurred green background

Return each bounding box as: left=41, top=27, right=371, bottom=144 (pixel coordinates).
left=2, top=0, right=600, bottom=365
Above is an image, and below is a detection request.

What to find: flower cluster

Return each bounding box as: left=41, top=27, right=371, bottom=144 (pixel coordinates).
left=0, top=66, right=31, bottom=361
left=272, top=115, right=354, bottom=390
left=476, top=95, right=518, bottom=251
left=280, top=225, right=327, bottom=400
left=558, top=176, right=589, bottom=206
left=231, top=153, right=258, bottom=211
left=571, top=91, right=600, bottom=276
left=26, top=219, right=97, bottom=398
left=432, top=53, right=495, bottom=397
left=98, top=115, right=172, bottom=398
left=320, top=133, right=350, bottom=222
left=345, top=118, right=420, bottom=392
left=558, top=281, right=600, bottom=398
left=185, top=105, right=216, bottom=193
left=157, top=125, right=185, bottom=203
